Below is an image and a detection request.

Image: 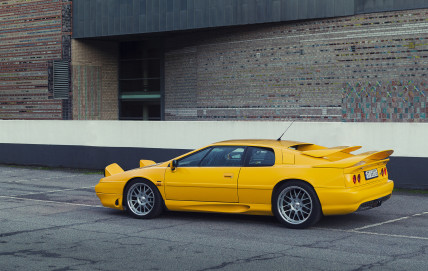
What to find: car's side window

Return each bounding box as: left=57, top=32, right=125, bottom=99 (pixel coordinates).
left=177, top=148, right=211, bottom=167
left=245, top=147, right=275, bottom=167
left=200, top=146, right=245, bottom=167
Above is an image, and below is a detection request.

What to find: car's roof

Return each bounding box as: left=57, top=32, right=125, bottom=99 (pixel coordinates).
left=212, top=139, right=310, bottom=148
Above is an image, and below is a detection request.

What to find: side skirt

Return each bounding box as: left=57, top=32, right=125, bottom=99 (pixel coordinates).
left=164, top=200, right=273, bottom=216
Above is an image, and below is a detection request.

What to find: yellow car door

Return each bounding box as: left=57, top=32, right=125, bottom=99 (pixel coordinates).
left=164, top=146, right=244, bottom=202
left=238, top=146, right=279, bottom=204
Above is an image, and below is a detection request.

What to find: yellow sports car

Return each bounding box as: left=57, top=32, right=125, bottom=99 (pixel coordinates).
left=95, top=139, right=394, bottom=229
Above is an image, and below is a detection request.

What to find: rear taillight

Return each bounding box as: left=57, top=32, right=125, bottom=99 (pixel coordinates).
left=381, top=168, right=384, bottom=176
left=357, top=174, right=361, bottom=183
left=353, top=175, right=356, bottom=184
left=385, top=167, right=387, bottom=175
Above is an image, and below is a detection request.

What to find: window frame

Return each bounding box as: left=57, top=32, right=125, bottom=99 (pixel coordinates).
left=199, top=146, right=246, bottom=167
left=176, top=145, right=276, bottom=168
left=176, top=147, right=212, bottom=167
left=177, top=146, right=248, bottom=168
left=243, top=146, right=276, bottom=167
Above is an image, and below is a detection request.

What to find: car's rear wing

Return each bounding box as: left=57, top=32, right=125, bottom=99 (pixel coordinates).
left=312, top=150, right=394, bottom=169
left=302, top=146, right=362, bottom=158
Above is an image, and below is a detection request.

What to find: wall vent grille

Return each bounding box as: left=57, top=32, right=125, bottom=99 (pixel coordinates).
left=53, top=60, right=70, bottom=99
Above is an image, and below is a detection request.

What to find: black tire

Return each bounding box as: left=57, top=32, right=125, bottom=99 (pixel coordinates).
left=272, top=181, right=322, bottom=229
left=124, top=179, right=163, bottom=219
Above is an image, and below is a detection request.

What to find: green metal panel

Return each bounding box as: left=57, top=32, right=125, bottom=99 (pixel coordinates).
left=120, top=93, right=162, bottom=100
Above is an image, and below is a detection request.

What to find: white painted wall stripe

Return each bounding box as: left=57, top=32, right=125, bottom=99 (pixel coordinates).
left=0, top=120, right=427, bottom=158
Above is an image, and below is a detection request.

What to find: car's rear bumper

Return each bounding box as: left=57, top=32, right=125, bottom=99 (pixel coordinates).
left=316, top=179, right=394, bottom=215
left=356, top=194, right=391, bottom=211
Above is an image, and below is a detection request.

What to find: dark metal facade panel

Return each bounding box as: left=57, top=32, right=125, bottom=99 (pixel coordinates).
left=325, top=0, right=336, bottom=18
left=354, top=0, right=428, bottom=14
left=271, top=0, right=281, bottom=22
left=305, top=0, right=316, bottom=19
left=298, top=0, right=309, bottom=20
left=72, top=0, right=428, bottom=38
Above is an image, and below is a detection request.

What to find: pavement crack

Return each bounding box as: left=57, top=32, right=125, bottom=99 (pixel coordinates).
left=144, top=221, right=195, bottom=231
left=389, top=244, right=428, bottom=262
left=353, top=244, right=428, bottom=270
left=302, top=232, right=353, bottom=249
left=353, top=258, right=390, bottom=271
left=1, top=226, right=63, bottom=238
left=0, top=249, right=61, bottom=258
left=197, top=252, right=286, bottom=271
left=0, top=220, right=108, bottom=238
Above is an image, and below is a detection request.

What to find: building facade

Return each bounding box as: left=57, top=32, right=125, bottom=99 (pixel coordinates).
left=0, top=0, right=72, bottom=119
left=1, top=0, right=428, bottom=122
left=72, top=0, right=428, bottom=122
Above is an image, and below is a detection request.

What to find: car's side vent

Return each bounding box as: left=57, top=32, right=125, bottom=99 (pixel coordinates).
left=53, top=60, right=70, bottom=99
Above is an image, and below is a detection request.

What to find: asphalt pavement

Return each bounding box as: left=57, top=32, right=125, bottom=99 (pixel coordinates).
left=0, top=165, right=427, bottom=271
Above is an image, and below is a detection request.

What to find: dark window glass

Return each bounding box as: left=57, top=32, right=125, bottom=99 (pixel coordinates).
left=119, top=40, right=162, bottom=120
left=120, top=101, right=160, bottom=120
left=119, top=79, right=161, bottom=93
left=120, top=42, right=161, bottom=60
left=119, top=59, right=160, bottom=80
left=177, top=148, right=211, bottom=167
left=245, top=147, right=275, bottom=167
left=200, top=146, right=245, bottom=167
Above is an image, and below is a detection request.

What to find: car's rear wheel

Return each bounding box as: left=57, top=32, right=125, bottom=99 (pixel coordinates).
left=273, top=181, right=322, bottom=229
left=124, top=179, right=163, bottom=219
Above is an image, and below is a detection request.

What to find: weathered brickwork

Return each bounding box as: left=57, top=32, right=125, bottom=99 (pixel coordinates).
left=164, top=47, right=198, bottom=120
left=0, top=0, right=72, bottom=119
left=343, top=80, right=427, bottom=122
left=165, top=8, right=428, bottom=122
left=71, top=39, right=119, bottom=120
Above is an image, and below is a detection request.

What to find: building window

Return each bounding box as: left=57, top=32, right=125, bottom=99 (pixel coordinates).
left=119, top=41, right=162, bottom=120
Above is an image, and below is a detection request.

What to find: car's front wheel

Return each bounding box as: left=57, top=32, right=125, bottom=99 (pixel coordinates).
left=272, top=181, right=322, bottom=229
left=124, top=179, right=163, bottom=219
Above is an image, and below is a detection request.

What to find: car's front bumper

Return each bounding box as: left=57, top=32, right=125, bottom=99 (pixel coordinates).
left=95, top=182, right=124, bottom=210
left=316, top=179, right=394, bottom=215
left=96, top=192, right=124, bottom=210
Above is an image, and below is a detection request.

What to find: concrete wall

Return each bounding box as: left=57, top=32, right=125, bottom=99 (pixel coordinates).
left=0, top=120, right=427, bottom=156
left=0, top=120, right=427, bottom=189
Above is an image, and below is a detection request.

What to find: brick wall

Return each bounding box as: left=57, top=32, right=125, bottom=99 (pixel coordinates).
left=0, top=0, right=72, bottom=119
left=71, top=39, right=119, bottom=120
left=165, top=47, right=198, bottom=120
left=164, top=8, right=428, bottom=122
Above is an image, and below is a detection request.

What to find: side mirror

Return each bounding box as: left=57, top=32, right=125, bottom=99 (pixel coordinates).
left=170, top=160, right=178, bottom=171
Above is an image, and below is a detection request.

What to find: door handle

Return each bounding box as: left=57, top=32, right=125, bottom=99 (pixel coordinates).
left=224, top=173, right=233, bottom=178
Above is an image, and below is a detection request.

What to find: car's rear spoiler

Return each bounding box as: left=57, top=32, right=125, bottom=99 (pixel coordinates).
left=302, top=146, right=362, bottom=158
left=313, top=150, right=394, bottom=168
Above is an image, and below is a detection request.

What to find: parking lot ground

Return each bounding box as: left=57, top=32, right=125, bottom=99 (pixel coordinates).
left=0, top=165, right=427, bottom=271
